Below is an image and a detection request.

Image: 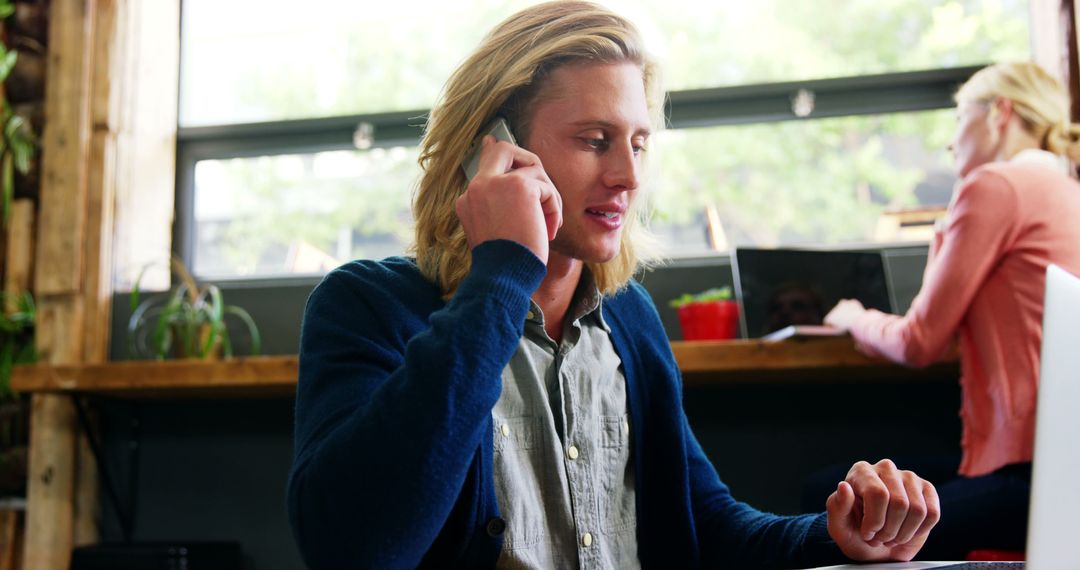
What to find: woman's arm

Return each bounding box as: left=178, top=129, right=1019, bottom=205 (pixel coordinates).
left=848, top=170, right=1021, bottom=366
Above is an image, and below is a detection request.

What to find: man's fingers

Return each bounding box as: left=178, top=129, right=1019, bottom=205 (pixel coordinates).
left=886, top=471, right=928, bottom=546
left=908, top=479, right=941, bottom=544
left=475, top=137, right=540, bottom=179
left=872, top=462, right=910, bottom=544
left=827, top=480, right=855, bottom=518
left=847, top=462, right=889, bottom=542
left=538, top=180, right=563, bottom=240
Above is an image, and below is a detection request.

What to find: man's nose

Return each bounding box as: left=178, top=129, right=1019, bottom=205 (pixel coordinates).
left=603, top=142, right=640, bottom=190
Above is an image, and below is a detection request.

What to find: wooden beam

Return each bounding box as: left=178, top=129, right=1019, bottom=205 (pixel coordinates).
left=0, top=508, right=23, bottom=570
left=82, top=0, right=120, bottom=366
left=2, top=199, right=34, bottom=311
left=33, top=0, right=96, bottom=297
left=25, top=0, right=98, bottom=567
left=23, top=394, right=75, bottom=570
left=72, top=423, right=98, bottom=547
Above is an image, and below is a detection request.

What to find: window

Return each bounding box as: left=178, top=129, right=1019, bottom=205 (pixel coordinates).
left=177, top=0, right=1030, bottom=279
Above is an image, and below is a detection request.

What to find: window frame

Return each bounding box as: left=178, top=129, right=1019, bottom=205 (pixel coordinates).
left=174, top=64, right=981, bottom=283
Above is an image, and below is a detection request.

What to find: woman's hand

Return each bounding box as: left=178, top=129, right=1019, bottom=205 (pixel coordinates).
left=826, top=459, right=941, bottom=562
left=824, top=299, right=867, bottom=331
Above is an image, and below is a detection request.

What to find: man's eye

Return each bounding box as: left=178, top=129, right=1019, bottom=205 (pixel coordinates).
left=584, top=138, right=609, bottom=150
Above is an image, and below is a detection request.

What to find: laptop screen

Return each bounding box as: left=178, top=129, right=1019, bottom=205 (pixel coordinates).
left=732, top=247, right=895, bottom=338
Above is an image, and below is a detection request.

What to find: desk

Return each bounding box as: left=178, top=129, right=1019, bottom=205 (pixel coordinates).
left=9, top=337, right=958, bottom=398
left=10, top=356, right=299, bottom=398
left=672, top=337, right=958, bottom=386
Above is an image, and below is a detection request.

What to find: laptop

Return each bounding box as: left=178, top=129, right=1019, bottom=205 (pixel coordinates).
left=802, top=264, right=1080, bottom=569
left=731, top=247, right=895, bottom=338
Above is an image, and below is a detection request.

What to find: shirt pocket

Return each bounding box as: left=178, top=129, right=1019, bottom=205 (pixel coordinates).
left=598, top=413, right=636, bottom=534
left=492, top=415, right=547, bottom=549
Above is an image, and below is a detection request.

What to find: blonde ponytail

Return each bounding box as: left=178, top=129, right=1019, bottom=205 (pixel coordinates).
left=1043, top=121, right=1080, bottom=163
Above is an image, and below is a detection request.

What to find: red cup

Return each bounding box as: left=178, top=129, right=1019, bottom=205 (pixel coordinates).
left=677, top=300, right=739, bottom=341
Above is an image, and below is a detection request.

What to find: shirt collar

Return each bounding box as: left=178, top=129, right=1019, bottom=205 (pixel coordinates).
left=1010, top=148, right=1068, bottom=173
left=523, top=267, right=610, bottom=333
left=575, top=268, right=611, bottom=333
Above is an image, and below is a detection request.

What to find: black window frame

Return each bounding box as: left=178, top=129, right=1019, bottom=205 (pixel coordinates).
left=174, top=64, right=981, bottom=284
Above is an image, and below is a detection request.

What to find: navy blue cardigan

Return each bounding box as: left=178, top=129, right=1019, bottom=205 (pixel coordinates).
left=288, top=240, right=842, bottom=569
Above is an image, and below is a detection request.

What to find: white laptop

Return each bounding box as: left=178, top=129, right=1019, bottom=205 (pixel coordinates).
left=805, top=264, right=1080, bottom=570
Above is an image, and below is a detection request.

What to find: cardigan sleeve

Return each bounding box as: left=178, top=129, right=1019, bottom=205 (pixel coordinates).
left=606, top=282, right=843, bottom=568
left=287, top=240, right=544, bottom=569
left=849, top=169, right=1021, bottom=366
left=685, top=415, right=844, bottom=568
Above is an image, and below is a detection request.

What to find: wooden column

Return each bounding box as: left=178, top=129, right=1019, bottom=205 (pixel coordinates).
left=23, top=0, right=180, bottom=564
left=24, top=0, right=97, bottom=565
left=1063, top=0, right=1080, bottom=125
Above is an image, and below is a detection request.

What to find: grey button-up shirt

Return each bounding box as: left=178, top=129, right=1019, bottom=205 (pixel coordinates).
left=492, top=274, right=639, bottom=569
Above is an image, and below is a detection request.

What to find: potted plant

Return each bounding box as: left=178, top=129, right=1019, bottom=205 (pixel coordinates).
left=128, top=258, right=261, bottom=360
left=669, top=286, right=740, bottom=341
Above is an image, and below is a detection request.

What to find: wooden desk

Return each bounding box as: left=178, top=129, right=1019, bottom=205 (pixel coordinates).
left=10, top=337, right=958, bottom=398
left=11, top=356, right=299, bottom=398
left=672, top=337, right=958, bottom=386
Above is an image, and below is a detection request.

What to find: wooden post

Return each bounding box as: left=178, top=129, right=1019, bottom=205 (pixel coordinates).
left=0, top=200, right=33, bottom=566
left=2, top=200, right=34, bottom=312
left=24, top=0, right=97, bottom=567
left=0, top=507, right=23, bottom=570
left=23, top=0, right=180, bottom=564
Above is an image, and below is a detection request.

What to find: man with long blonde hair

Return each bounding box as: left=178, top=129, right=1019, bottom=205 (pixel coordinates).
left=289, top=2, right=940, bottom=567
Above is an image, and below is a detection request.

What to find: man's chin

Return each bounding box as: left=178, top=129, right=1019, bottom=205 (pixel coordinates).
left=550, top=241, right=621, bottom=265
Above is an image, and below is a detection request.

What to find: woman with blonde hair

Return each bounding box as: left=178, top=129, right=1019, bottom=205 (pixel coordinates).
left=826, top=61, right=1080, bottom=558
left=290, top=2, right=940, bottom=567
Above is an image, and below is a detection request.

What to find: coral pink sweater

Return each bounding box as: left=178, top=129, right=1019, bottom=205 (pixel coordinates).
left=850, top=150, right=1080, bottom=477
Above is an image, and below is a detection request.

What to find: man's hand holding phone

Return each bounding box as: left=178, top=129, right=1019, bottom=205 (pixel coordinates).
left=455, top=131, right=562, bottom=265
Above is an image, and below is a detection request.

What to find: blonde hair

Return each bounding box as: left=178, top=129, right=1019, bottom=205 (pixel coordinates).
left=956, top=61, right=1080, bottom=162
left=411, top=0, right=664, bottom=299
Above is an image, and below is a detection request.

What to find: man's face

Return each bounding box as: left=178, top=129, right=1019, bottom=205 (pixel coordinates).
left=522, top=61, right=651, bottom=264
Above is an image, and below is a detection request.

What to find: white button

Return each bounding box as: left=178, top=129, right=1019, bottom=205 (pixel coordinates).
left=526, top=310, right=535, bottom=320
left=567, top=445, right=579, bottom=460
left=501, top=424, right=510, bottom=437
left=582, top=532, right=593, bottom=547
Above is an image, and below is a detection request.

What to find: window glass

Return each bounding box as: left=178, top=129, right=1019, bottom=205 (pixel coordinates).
left=192, top=108, right=957, bottom=277
left=649, top=109, right=957, bottom=258
left=181, top=0, right=1029, bottom=277
left=179, top=0, right=1028, bottom=126
left=192, top=147, right=417, bottom=278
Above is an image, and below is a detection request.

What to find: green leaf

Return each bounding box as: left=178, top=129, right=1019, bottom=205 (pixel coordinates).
left=129, top=264, right=152, bottom=311
left=0, top=50, right=16, bottom=83
left=225, top=305, right=261, bottom=356
left=669, top=287, right=733, bottom=308
left=0, top=3, right=15, bottom=19
left=2, top=153, right=12, bottom=227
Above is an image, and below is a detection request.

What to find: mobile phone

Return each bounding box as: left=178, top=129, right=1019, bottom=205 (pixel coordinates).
left=461, top=117, right=518, bottom=181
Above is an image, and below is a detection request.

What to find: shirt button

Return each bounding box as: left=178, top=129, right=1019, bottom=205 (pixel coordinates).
left=567, top=445, right=579, bottom=460
left=500, top=424, right=510, bottom=437
left=526, top=310, right=535, bottom=320
left=582, top=532, right=593, bottom=547
left=486, top=517, right=506, bottom=537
